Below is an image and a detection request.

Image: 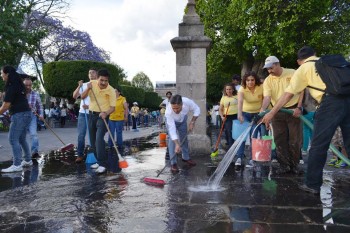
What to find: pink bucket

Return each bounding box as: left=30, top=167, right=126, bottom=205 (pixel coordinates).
left=251, top=123, right=273, bottom=162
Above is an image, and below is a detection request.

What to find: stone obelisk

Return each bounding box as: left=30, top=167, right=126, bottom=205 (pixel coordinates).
left=170, top=0, right=212, bottom=155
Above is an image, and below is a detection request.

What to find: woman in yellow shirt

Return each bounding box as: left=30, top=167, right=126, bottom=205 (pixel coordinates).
left=219, top=83, right=238, bottom=147
left=108, top=88, right=128, bottom=153
left=236, top=71, right=264, bottom=163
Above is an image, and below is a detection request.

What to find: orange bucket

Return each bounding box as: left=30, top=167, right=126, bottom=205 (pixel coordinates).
left=251, top=123, right=273, bottom=162
left=159, top=133, right=167, bottom=147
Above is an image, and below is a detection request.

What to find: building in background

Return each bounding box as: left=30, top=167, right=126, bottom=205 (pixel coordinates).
left=155, top=81, right=176, bottom=99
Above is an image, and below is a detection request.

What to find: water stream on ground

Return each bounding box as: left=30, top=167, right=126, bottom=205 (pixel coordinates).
left=206, top=126, right=252, bottom=190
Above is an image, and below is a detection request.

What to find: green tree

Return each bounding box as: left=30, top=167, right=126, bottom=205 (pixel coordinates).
left=196, top=0, right=350, bottom=76
left=131, top=72, right=154, bottom=92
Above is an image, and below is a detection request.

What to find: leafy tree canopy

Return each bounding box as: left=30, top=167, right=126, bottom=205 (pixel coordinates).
left=196, top=0, right=350, bottom=76
left=131, top=72, right=154, bottom=92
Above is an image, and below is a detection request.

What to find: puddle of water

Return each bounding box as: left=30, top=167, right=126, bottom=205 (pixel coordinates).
left=0, top=134, right=160, bottom=193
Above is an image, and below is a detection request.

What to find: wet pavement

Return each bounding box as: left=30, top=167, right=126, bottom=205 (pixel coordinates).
left=0, top=126, right=350, bottom=232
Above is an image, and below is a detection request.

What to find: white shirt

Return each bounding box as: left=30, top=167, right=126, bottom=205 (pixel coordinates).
left=213, top=105, right=220, bottom=115
left=161, top=98, right=171, bottom=106
left=79, top=83, right=90, bottom=114
left=165, top=97, right=200, bottom=140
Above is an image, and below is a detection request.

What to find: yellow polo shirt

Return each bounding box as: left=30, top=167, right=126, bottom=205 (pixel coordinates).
left=238, top=85, right=263, bottom=113
left=263, top=68, right=300, bottom=107
left=220, top=95, right=238, bottom=115
left=88, top=80, right=116, bottom=112
left=131, top=106, right=139, bottom=116
left=109, top=96, right=127, bottom=121
left=285, top=56, right=326, bottom=103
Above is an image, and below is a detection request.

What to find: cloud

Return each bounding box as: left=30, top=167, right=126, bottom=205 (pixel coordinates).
left=65, top=0, right=188, bottom=84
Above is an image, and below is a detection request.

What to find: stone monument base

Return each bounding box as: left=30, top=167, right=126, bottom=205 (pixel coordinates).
left=188, top=134, right=211, bottom=156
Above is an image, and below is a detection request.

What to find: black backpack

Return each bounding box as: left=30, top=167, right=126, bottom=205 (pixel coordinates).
left=308, top=55, right=350, bottom=96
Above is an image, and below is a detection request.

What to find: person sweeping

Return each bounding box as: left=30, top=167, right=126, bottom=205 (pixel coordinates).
left=165, top=94, right=200, bottom=173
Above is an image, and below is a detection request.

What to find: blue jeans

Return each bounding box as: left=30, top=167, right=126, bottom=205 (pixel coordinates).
left=27, top=112, right=39, bottom=154
left=224, top=114, right=237, bottom=147
left=89, top=113, right=108, bottom=167
left=167, top=116, right=190, bottom=165
left=108, top=120, right=124, bottom=148
left=77, top=113, right=88, bottom=157
left=306, top=94, right=350, bottom=190
left=9, top=111, right=32, bottom=166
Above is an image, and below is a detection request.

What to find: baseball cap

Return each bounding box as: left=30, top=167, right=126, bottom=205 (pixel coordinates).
left=263, top=56, right=280, bottom=68
left=133, top=102, right=138, bottom=105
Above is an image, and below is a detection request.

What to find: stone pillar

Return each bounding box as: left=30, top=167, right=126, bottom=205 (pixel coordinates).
left=170, top=0, right=212, bottom=155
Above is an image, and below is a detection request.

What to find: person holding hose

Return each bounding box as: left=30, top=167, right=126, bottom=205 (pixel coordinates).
left=261, top=46, right=350, bottom=195
left=165, top=94, right=200, bottom=173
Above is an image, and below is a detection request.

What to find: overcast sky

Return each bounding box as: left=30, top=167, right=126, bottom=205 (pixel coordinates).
left=64, top=0, right=188, bottom=85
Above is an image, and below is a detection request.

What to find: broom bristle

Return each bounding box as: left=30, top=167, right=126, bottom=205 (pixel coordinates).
left=210, top=149, right=218, bottom=158
left=119, top=160, right=128, bottom=168
left=85, top=152, right=97, bottom=164
left=61, top=143, right=74, bottom=152
left=143, top=177, right=166, bottom=186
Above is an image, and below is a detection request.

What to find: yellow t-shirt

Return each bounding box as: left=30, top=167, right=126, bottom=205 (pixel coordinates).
left=131, top=106, right=139, bottom=116
left=220, top=95, right=238, bottom=115
left=263, top=68, right=300, bottom=107
left=238, top=85, right=263, bottom=113
left=88, top=80, right=116, bottom=112
left=109, top=96, right=127, bottom=121
left=285, top=56, right=326, bottom=103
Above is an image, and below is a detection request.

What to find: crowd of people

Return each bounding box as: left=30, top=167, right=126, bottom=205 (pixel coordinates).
left=1, top=45, right=349, bottom=195
left=207, top=46, right=349, bottom=195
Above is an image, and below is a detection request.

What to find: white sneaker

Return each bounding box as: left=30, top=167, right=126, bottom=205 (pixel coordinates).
left=299, top=159, right=304, bottom=165
left=1, top=165, right=23, bottom=173
left=90, top=163, right=99, bottom=169
left=21, top=160, right=33, bottom=167
left=272, top=159, right=278, bottom=163
left=245, top=159, right=254, bottom=168
left=96, top=166, right=106, bottom=174
left=235, top=158, right=242, bottom=166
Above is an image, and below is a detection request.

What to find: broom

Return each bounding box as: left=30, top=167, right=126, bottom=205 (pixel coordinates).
left=81, top=87, right=97, bottom=164
left=90, top=88, right=128, bottom=169
left=34, top=112, right=74, bottom=152
left=143, top=132, right=189, bottom=186
left=210, top=102, right=230, bottom=158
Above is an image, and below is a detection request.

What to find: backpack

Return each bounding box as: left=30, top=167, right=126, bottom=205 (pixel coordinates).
left=308, top=55, right=350, bottom=96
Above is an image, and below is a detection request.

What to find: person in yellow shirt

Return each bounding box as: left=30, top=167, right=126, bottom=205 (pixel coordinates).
left=81, top=69, right=116, bottom=174
left=260, top=56, right=304, bottom=175
left=262, top=46, right=350, bottom=194
left=236, top=71, right=263, bottom=165
left=219, top=83, right=238, bottom=148
left=108, top=88, right=128, bottom=155
left=131, top=102, right=140, bottom=132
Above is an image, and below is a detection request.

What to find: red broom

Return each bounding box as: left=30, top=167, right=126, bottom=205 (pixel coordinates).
left=34, top=112, right=74, bottom=152
left=143, top=133, right=188, bottom=186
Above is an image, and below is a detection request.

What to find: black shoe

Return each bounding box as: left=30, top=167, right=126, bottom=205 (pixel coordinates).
left=299, top=184, right=320, bottom=194
left=32, top=152, right=40, bottom=159
left=182, top=159, right=196, bottom=166
left=171, top=164, right=179, bottom=173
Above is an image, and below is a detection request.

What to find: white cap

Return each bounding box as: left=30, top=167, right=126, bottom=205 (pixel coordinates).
left=263, top=56, right=280, bottom=68
left=133, top=102, right=138, bottom=105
